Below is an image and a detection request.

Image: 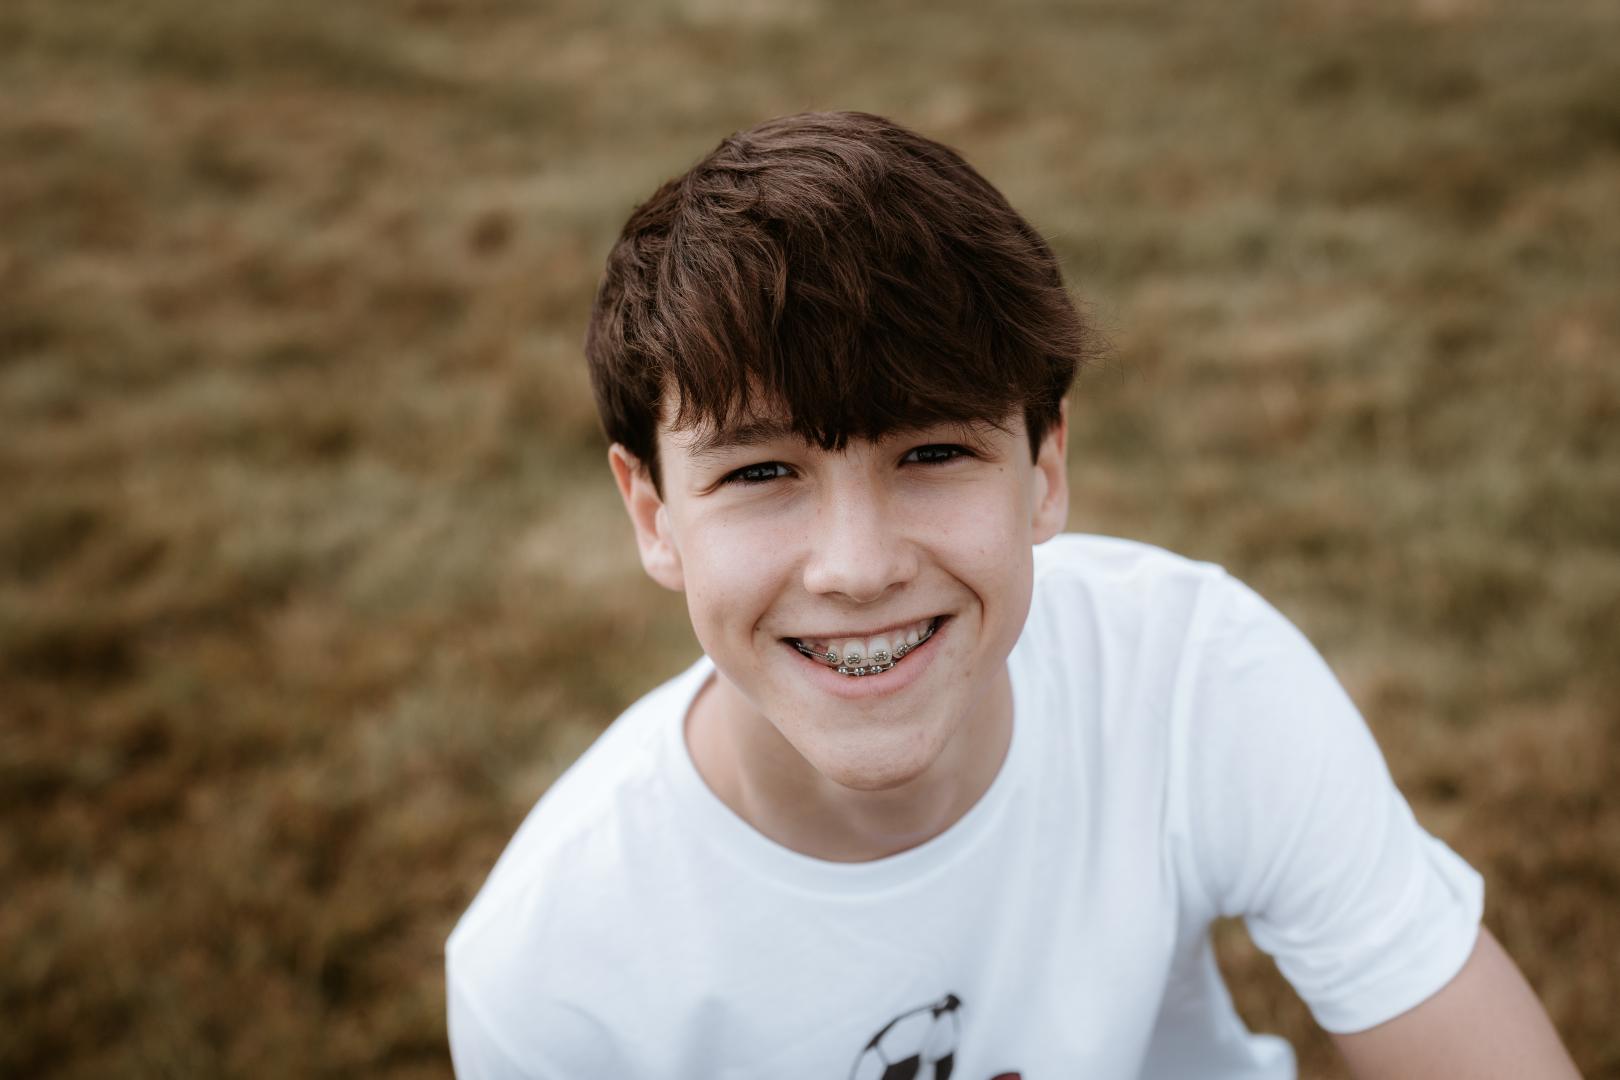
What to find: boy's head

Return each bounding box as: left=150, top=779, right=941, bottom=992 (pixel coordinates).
left=587, top=112, right=1092, bottom=793
left=585, top=110, right=1090, bottom=493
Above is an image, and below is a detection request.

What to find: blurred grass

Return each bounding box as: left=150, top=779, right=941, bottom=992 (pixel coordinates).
left=2, top=0, right=1618, bottom=1075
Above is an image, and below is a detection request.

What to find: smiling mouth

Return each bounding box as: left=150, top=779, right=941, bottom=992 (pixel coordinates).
left=786, top=617, right=942, bottom=677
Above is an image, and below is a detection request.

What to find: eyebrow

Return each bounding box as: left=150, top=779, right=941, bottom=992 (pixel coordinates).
left=682, top=418, right=801, bottom=462
left=679, top=415, right=1010, bottom=465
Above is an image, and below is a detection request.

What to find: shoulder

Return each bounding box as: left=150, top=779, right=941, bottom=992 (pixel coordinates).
left=1031, top=533, right=1228, bottom=608
left=446, top=660, right=708, bottom=1033
left=1022, top=533, right=1234, bottom=669
left=1027, top=533, right=1324, bottom=660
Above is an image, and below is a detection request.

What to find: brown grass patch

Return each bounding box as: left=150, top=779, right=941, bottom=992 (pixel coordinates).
left=4, top=0, right=1618, bottom=1074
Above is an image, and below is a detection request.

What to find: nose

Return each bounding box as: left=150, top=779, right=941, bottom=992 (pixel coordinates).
left=800, top=476, right=918, bottom=603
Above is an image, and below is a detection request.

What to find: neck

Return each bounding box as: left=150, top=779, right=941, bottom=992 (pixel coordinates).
left=686, top=666, right=1014, bottom=863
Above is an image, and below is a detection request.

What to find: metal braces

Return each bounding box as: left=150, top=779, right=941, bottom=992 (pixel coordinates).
left=790, top=621, right=936, bottom=677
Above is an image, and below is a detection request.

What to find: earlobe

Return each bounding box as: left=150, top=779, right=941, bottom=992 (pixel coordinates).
left=608, top=444, right=685, bottom=592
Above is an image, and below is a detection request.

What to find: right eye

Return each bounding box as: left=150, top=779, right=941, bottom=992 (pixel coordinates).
left=723, top=462, right=792, bottom=485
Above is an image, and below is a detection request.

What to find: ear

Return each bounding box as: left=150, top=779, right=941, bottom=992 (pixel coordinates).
left=608, top=444, right=685, bottom=592
left=1030, top=399, right=1070, bottom=544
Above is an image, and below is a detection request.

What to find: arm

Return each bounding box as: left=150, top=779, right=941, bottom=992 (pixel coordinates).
left=1181, top=577, right=1575, bottom=1068
left=1332, top=927, right=1580, bottom=1079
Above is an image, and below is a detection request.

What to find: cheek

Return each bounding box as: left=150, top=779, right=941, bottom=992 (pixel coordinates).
left=919, top=471, right=1031, bottom=555
left=681, top=516, right=801, bottom=632
left=920, top=477, right=1035, bottom=620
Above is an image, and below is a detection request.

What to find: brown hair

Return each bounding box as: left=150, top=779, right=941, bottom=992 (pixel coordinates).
left=584, top=110, right=1092, bottom=489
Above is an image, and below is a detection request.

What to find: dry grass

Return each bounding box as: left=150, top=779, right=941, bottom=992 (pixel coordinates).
left=3, top=0, right=1617, bottom=1075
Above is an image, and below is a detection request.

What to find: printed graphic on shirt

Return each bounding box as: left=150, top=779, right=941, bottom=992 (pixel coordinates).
left=849, top=993, right=968, bottom=1080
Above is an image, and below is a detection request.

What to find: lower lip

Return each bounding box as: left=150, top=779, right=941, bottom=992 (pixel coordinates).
left=782, top=619, right=948, bottom=700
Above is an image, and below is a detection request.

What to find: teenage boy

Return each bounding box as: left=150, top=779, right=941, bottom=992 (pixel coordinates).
left=447, top=112, right=1578, bottom=1078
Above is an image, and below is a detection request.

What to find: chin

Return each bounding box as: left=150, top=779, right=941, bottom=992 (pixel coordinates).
left=799, top=715, right=952, bottom=793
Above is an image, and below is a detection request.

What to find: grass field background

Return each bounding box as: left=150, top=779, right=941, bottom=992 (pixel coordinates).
left=3, top=0, right=1617, bottom=1075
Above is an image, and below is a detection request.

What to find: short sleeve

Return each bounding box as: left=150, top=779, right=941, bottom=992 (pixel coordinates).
left=1181, top=575, right=1484, bottom=1034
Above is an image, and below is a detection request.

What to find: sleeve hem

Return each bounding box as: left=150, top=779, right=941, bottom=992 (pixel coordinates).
left=1308, top=900, right=1485, bottom=1035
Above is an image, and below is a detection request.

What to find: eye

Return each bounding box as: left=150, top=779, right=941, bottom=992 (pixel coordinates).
left=722, top=461, right=793, bottom=485
left=903, top=444, right=972, bottom=465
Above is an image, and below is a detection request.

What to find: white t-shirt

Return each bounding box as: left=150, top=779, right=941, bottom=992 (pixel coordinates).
left=447, top=534, right=1483, bottom=1079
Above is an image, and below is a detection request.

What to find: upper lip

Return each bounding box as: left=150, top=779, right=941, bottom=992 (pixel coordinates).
left=783, top=615, right=941, bottom=641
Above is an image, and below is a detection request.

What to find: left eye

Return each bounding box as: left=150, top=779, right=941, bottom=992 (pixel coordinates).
left=723, top=462, right=792, bottom=485
left=904, top=444, right=971, bottom=465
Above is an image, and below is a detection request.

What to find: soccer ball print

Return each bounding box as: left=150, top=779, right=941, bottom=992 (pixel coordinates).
left=850, top=993, right=962, bottom=1080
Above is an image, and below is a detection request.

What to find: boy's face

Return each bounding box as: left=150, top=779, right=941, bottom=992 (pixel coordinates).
left=611, top=400, right=1068, bottom=793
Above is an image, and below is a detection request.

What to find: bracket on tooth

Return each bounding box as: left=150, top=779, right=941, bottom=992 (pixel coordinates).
left=794, top=622, right=934, bottom=676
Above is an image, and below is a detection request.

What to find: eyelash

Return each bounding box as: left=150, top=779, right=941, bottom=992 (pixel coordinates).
left=721, top=444, right=973, bottom=486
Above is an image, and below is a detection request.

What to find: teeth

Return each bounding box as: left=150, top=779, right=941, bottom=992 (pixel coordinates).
left=793, top=619, right=937, bottom=676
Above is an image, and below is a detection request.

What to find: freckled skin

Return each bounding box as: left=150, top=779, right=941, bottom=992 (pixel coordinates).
left=610, top=407, right=1069, bottom=859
